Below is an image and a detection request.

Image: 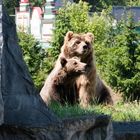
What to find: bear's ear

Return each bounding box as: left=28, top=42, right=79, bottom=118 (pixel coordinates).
left=60, top=57, right=67, bottom=67
left=64, top=31, right=73, bottom=42
left=86, top=32, right=94, bottom=43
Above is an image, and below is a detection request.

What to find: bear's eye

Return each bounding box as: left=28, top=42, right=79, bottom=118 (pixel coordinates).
left=73, top=61, right=77, bottom=65
left=75, top=40, right=81, bottom=44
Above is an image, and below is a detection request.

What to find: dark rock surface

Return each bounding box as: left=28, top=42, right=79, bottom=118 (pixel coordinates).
left=0, top=115, right=113, bottom=140
left=1, top=3, right=59, bottom=127
left=0, top=0, right=4, bottom=125
left=113, top=122, right=140, bottom=140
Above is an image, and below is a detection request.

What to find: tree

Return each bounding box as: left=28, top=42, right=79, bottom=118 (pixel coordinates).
left=3, top=0, right=19, bottom=15
left=73, top=0, right=140, bottom=11
left=18, top=31, right=48, bottom=90
left=30, top=0, right=46, bottom=7
left=98, top=15, right=140, bottom=100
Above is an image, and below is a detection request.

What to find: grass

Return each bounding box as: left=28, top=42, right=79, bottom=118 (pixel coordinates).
left=49, top=101, right=140, bottom=121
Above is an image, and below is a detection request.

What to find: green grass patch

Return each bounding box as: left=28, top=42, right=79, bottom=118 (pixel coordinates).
left=49, top=101, right=140, bottom=121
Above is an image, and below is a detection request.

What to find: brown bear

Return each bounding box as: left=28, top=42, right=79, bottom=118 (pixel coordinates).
left=40, top=57, right=87, bottom=105
left=59, top=31, right=113, bottom=107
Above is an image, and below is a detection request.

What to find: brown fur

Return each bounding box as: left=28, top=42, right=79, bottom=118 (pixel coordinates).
left=60, top=31, right=113, bottom=107
left=40, top=57, right=87, bottom=105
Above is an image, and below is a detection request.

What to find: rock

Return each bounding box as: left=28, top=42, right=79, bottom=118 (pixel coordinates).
left=61, top=115, right=113, bottom=140
left=0, top=115, right=113, bottom=140
left=1, top=4, right=59, bottom=127
left=113, top=122, right=140, bottom=140
left=0, top=0, right=4, bottom=125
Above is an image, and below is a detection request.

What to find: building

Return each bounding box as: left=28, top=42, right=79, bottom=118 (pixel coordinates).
left=15, top=0, right=31, bottom=33
left=15, top=0, right=73, bottom=47
left=112, top=6, right=140, bottom=34
left=112, top=6, right=140, bottom=22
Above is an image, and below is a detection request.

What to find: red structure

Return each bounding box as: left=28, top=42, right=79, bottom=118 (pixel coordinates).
left=20, top=0, right=29, bottom=3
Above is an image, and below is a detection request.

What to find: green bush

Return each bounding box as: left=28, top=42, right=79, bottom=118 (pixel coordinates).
left=97, top=16, right=140, bottom=100
left=18, top=32, right=48, bottom=90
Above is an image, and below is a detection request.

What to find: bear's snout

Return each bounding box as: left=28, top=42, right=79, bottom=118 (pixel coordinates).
left=81, top=63, right=88, bottom=73
left=83, top=45, right=88, bottom=50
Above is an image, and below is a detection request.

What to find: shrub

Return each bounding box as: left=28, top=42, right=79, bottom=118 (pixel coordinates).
left=97, top=16, right=140, bottom=100
left=18, top=31, right=48, bottom=90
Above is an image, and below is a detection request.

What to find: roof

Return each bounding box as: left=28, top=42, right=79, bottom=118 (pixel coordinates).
left=20, top=0, right=29, bottom=3
left=112, top=6, right=140, bottom=22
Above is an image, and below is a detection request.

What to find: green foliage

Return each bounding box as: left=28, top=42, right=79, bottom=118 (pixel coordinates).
left=18, top=32, right=48, bottom=89
left=3, top=0, right=140, bottom=15
left=30, top=0, right=46, bottom=7
left=89, top=11, right=111, bottom=42
left=126, top=0, right=140, bottom=6
left=97, top=16, right=140, bottom=100
left=74, top=0, right=140, bottom=11
left=3, top=0, right=19, bottom=15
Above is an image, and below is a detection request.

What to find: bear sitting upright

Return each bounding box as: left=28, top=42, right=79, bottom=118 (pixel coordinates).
left=59, top=31, right=113, bottom=107
left=40, top=57, right=87, bottom=105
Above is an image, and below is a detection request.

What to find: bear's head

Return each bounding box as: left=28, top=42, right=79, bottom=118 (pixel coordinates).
left=61, top=31, right=94, bottom=61
left=60, top=57, right=87, bottom=77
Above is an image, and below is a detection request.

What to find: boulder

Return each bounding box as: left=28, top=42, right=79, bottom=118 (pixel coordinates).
left=1, top=4, right=59, bottom=127
left=0, top=0, right=4, bottom=125
left=113, top=122, right=140, bottom=140
left=0, top=115, right=113, bottom=140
